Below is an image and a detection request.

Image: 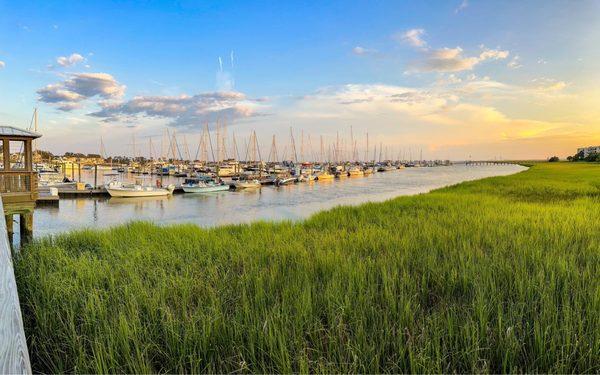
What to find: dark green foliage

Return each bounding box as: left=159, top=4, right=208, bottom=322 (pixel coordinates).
left=15, top=163, right=600, bottom=373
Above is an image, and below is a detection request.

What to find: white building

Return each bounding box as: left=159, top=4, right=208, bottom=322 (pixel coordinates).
left=577, top=146, right=600, bottom=157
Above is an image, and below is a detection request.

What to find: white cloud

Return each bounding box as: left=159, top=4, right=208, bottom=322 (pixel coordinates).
left=436, top=74, right=462, bottom=85
left=352, top=46, right=377, bottom=56
left=507, top=55, right=522, bottom=69
left=479, top=48, right=509, bottom=60
left=408, top=46, right=509, bottom=73
left=56, top=53, right=85, bottom=67
left=396, top=28, right=427, bottom=48
left=285, top=83, right=582, bottom=154
left=0, top=61, right=5, bottom=69
left=454, top=0, right=468, bottom=13
left=90, top=92, right=261, bottom=128
left=537, top=58, right=547, bottom=65
left=37, top=72, right=125, bottom=111
left=530, top=78, right=567, bottom=92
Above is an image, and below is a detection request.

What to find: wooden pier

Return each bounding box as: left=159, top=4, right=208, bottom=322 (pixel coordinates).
left=0, top=195, right=32, bottom=374
left=465, top=160, right=514, bottom=166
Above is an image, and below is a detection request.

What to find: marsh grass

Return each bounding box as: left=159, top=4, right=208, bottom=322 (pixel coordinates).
left=15, top=162, right=600, bottom=373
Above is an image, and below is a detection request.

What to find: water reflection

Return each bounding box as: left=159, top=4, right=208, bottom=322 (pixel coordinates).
left=34, top=164, right=526, bottom=237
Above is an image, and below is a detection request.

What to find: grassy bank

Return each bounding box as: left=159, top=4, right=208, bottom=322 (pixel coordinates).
left=15, top=163, right=600, bottom=373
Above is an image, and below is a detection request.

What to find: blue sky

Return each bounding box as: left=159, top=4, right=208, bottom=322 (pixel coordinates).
left=0, top=0, right=599, bottom=159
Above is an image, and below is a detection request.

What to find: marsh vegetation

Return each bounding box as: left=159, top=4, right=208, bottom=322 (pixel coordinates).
left=15, top=163, right=600, bottom=373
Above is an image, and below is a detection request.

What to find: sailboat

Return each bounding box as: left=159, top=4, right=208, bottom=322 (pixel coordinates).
left=234, top=130, right=262, bottom=189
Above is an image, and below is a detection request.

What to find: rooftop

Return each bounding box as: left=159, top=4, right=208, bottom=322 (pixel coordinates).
left=0, top=126, right=42, bottom=139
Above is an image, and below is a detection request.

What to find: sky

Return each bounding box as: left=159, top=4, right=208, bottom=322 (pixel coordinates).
left=0, top=0, right=599, bottom=160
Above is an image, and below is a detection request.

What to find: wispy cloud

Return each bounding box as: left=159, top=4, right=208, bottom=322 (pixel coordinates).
left=454, top=0, right=468, bottom=14
left=216, top=53, right=235, bottom=91
left=0, top=61, right=5, bottom=69
left=507, top=55, right=522, bottom=69
left=395, top=28, right=427, bottom=48
left=352, top=46, right=378, bottom=56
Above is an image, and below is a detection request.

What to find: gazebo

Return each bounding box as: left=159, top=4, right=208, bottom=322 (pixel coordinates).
left=0, top=126, right=41, bottom=241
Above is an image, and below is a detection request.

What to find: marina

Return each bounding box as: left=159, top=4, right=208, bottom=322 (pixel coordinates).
left=31, top=163, right=525, bottom=238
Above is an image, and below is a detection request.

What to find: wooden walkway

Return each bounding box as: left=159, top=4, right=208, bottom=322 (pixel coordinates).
left=0, top=196, right=31, bottom=373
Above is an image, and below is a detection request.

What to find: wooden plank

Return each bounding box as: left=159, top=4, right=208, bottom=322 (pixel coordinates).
left=0, top=196, right=31, bottom=374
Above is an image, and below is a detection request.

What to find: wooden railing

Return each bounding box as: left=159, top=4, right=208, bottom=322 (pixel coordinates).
left=0, top=195, right=32, bottom=373
left=0, top=172, right=38, bottom=204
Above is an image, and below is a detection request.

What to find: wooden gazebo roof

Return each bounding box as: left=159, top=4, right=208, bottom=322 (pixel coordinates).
left=0, top=126, right=41, bottom=139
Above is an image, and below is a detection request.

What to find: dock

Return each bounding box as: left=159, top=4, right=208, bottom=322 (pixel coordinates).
left=0, top=196, right=32, bottom=374
left=55, top=188, right=110, bottom=197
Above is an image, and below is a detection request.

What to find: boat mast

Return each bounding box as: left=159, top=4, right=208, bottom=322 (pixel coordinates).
left=335, top=132, right=340, bottom=163
left=365, top=132, right=369, bottom=162
left=215, top=120, right=221, bottom=163
left=183, top=135, right=191, bottom=162
left=132, top=132, right=137, bottom=163
left=268, top=135, right=279, bottom=163
left=289, top=127, right=298, bottom=163
left=320, top=135, right=324, bottom=164
left=350, top=126, right=354, bottom=162
left=149, top=137, right=154, bottom=162
left=232, top=131, right=240, bottom=161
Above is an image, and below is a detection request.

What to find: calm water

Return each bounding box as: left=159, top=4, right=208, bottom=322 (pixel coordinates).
left=33, top=164, right=526, bottom=237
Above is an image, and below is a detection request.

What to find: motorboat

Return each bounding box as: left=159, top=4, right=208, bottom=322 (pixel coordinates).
left=316, top=171, right=334, bottom=180
left=233, top=179, right=261, bottom=189
left=181, top=179, right=230, bottom=193
left=275, top=176, right=297, bottom=186
left=298, top=174, right=317, bottom=182
left=106, top=180, right=175, bottom=197
left=347, top=166, right=364, bottom=177
left=38, top=172, right=78, bottom=189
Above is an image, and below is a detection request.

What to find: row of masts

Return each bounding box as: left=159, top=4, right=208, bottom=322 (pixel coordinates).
left=118, top=125, right=426, bottom=164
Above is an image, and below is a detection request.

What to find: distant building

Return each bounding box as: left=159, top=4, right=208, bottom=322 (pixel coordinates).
left=577, top=146, right=600, bottom=157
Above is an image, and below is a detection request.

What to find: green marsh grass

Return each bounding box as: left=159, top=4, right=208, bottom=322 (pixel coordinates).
left=15, top=162, right=600, bottom=373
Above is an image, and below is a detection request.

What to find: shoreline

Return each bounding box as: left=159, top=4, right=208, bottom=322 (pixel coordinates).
left=15, top=162, right=600, bottom=373
left=32, top=164, right=527, bottom=238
